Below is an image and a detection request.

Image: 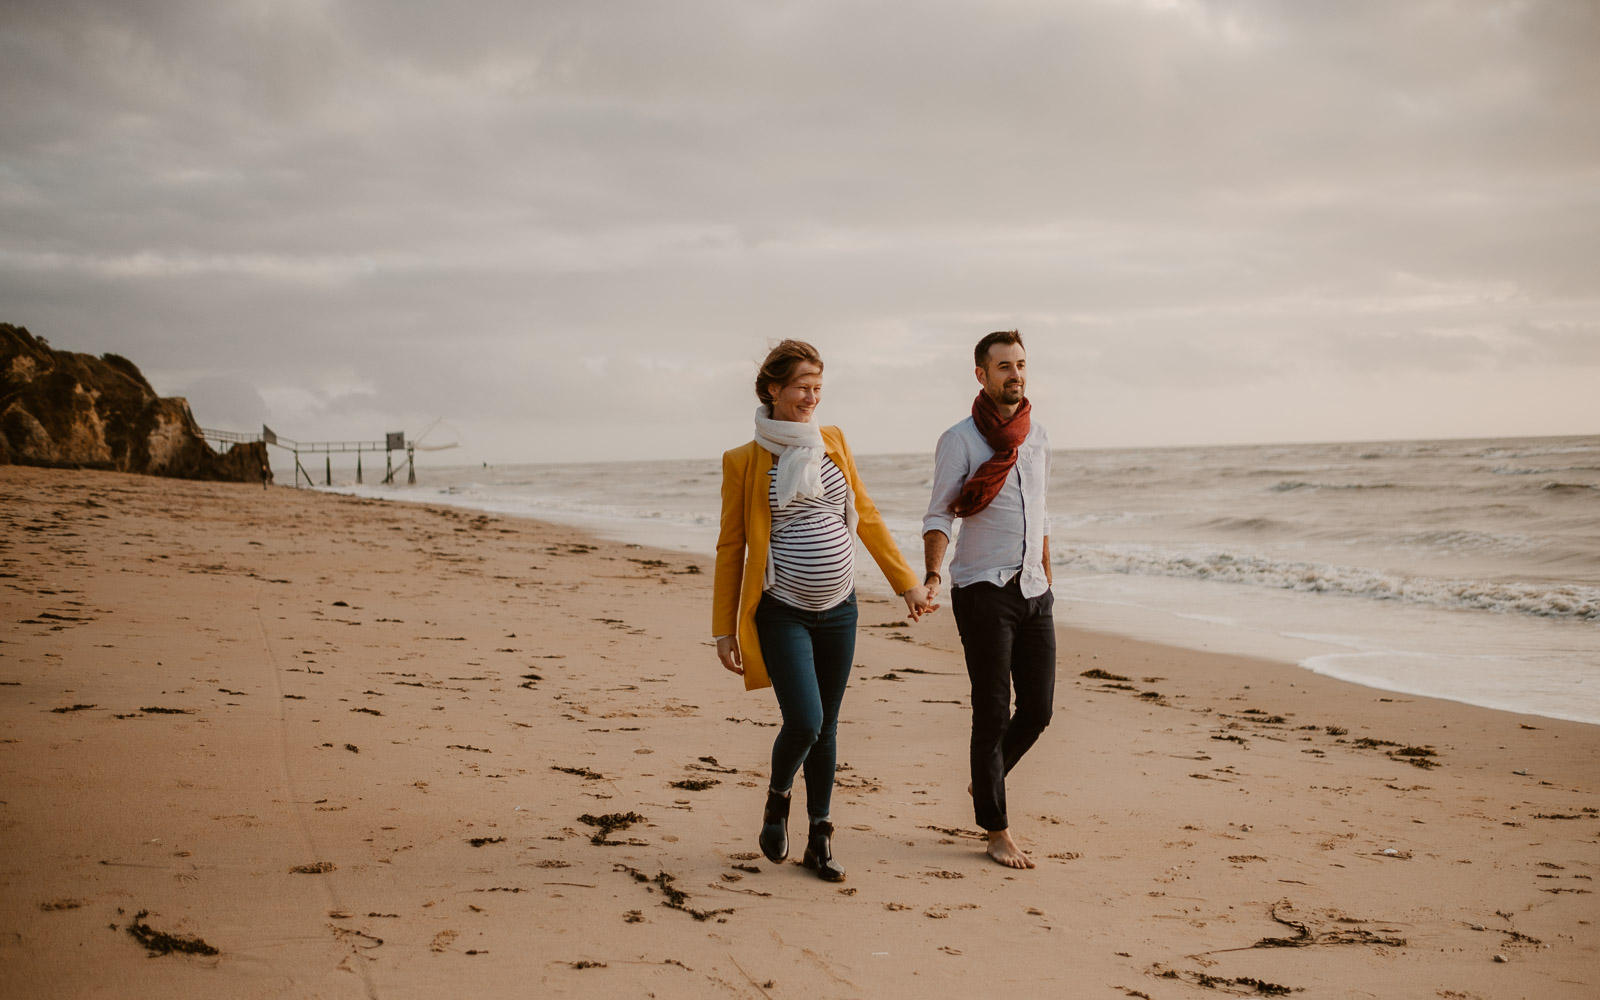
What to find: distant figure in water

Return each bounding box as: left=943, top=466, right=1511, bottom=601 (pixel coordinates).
left=922, top=330, right=1056, bottom=869
left=712, top=339, right=937, bottom=882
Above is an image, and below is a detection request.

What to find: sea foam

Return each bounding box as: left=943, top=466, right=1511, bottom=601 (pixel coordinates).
left=1058, top=543, right=1600, bottom=620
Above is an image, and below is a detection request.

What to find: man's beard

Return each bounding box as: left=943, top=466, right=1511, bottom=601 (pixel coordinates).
left=989, top=383, right=1024, bottom=405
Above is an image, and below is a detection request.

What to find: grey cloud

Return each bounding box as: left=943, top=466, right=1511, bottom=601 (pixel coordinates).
left=1508, top=321, right=1600, bottom=367
left=175, top=374, right=267, bottom=429
left=1313, top=330, right=1500, bottom=375
left=2, top=0, right=1595, bottom=460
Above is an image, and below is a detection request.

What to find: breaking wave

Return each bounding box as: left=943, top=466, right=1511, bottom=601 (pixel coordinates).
left=1490, top=465, right=1600, bottom=476
left=1268, top=481, right=1398, bottom=493
left=1058, top=544, right=1600, bottom=621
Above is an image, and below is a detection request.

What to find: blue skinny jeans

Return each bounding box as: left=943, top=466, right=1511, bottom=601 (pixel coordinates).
left=753, top=589, right=857, bottom=822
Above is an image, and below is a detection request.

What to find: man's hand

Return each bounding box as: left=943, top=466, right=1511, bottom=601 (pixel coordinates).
left=1042, top=535, right=1052, bottom=586
left=716, top=635, right=744, bottom=675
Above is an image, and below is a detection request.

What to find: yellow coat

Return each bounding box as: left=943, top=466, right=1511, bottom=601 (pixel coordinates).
left=713, top=425, right=919, bottom=691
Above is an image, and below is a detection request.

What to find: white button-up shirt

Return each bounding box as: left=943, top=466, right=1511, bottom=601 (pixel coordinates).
left=922, top=417, right=1052, bottom=598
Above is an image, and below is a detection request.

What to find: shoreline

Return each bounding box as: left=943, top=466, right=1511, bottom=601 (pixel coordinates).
left=311, top=480, right=1600, bottom=727
left=3, top=466, right=1596, bottom=998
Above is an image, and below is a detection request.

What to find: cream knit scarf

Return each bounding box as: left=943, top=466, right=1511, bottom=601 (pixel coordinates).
left=753, top=405, right=826, bottom=508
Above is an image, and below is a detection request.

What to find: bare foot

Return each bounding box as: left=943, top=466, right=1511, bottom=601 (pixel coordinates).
left=986, top=828, right=1035, bottom=869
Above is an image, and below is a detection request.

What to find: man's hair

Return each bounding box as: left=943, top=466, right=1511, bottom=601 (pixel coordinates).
left=975, top=330, right=1024, bottom=367
left=756, top=339, right=824, bottom=406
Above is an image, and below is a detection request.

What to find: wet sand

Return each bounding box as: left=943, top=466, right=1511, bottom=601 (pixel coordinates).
left=1, top=465, right=1595, bottom=999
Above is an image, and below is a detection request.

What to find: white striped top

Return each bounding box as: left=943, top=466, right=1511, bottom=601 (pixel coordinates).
left=766, top=455, right=855, bottom=611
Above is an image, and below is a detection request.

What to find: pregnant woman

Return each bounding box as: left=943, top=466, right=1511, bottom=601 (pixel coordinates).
left=712, top=339, right=936, bottom=882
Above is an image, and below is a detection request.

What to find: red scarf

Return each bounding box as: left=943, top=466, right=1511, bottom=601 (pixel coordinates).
left=952, top=391, right=1031, bottom=518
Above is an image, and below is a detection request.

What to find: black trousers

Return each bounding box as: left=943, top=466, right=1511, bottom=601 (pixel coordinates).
left=950, top=575, right=1056, bottom=832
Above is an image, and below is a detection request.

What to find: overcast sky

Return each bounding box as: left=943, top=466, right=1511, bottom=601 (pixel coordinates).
left=3, top=0, right=1596, bottom=465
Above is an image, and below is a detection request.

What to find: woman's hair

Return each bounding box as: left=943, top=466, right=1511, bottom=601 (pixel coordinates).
left=755, top=339, right=824, bottom=406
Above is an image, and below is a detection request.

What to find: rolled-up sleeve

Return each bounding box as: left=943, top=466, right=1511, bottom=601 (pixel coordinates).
left=1041, top=427, right=1052, bottom=537
left=922, top=427, right=966, bottom=539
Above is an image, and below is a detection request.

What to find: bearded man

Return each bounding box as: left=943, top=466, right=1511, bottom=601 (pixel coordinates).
left=922, top=330, right=1055, bottom=869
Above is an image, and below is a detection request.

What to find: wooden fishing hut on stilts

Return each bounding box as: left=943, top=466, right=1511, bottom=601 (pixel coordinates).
left=200, top=426, right=426, bottom=486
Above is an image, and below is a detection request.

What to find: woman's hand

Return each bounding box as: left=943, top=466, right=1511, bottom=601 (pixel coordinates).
left=901, top=584, right=940, bottom=621
left=716, top=635, right=744, bottom=675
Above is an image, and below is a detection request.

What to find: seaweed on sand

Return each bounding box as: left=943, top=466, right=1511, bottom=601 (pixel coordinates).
left=1080, top=668, right=1131, bottom=682
left=579, top=811, right=645, bottom=845
left=125, top=910, right=219, bottom=957
left=613, top=864, right=733, bottom=922
left=1251, top=902, right=1406, bottom=950
left=552, top=765, right=606, bottom=780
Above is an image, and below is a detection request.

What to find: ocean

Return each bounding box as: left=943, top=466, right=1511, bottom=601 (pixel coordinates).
left=318, top=435, right=1600, bottom=725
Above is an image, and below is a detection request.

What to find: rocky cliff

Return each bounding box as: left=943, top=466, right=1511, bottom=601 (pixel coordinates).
left=0, top=323, right=270, bottom=483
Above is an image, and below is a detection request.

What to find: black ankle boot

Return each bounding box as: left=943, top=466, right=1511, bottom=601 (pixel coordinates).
left=801, top=820, right=846, bottom=882
left=759, top=789, right=790, bottom=862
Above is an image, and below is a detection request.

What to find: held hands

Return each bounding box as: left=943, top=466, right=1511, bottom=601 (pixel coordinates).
left=716, top=635, right=744, bottom=676
left=901, top=584, right=940, bottom=621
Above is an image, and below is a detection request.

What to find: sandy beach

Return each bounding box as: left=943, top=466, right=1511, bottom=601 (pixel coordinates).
left=1, top=465, right=1595, bottom=999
